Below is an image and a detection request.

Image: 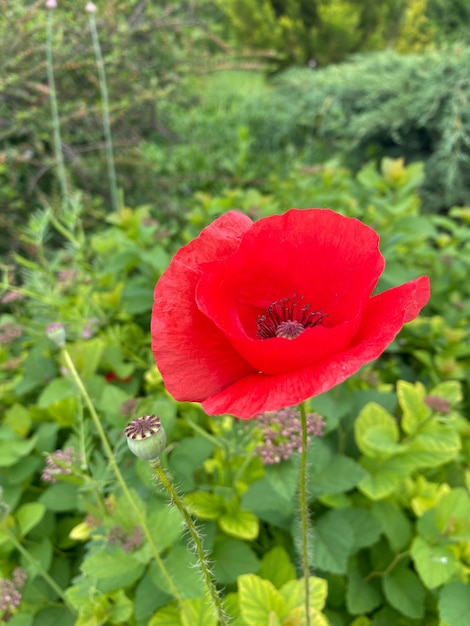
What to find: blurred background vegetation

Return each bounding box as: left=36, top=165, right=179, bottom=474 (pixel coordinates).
left=2, top=1, right=470, bottom=625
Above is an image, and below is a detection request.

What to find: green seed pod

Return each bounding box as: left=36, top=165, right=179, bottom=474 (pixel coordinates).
left=125, top=415, right=166, bottom=462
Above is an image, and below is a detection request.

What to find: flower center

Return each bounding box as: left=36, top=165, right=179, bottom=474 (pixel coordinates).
left=256, top=295, right=326, bottom=340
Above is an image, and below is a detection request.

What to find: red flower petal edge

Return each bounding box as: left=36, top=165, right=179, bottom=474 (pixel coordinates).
left=151, top=209, right=430, bottom=418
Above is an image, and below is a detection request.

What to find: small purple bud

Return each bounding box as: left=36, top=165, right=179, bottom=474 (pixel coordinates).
left=85, top=1, right=97, bottom=12
left=46, top=0, right=57, bottom=8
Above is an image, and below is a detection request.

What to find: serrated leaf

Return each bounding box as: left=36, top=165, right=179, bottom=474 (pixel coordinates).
left=359, top=454, right=414, bottom=500
left=397, top=380, right=430, bottom=435
left=37, top=377, right=77, bottom=408
left=312, top=510, right=354, bottom=574
left=147, top=505, right=184, bottom=553
left=382, top=568, right=425, bottom=619
left=435, top=488, right=470, bottom=533
left=439, top=582, right=470, bottom=626
left=309, top=452, right=366, bottom=497
left=238, top=574, right=286, bottom=626
left=341, top=508, right=381, bottom=550
left=281, top=577, right=328, bottom=612
left=0, top=433, right=37, bottom=467
left=410, top=536, right=457, bottom=589
left=16, top=502, right=46, bottom=536
left=259, top=546, right=296, bottom=589
left=355, top=403, right=400, bottom=458
left=154, top=544, right=204, bottom=599
left=371, top=501, right=411, bottom=551
left=212, top=538, right=260, bottom=584
left=181, top=598, right=218, bottom=626
left=219, top=508, right=259, bottom=540
left=81, top=550, right=144, bottom=585
left=346, top=568, right=382, bottom=615
left=184, top=491, right=226, bottom=520
left=148, top=603, right=181, bottom=626
left=404, top=422, right=460, bottom=467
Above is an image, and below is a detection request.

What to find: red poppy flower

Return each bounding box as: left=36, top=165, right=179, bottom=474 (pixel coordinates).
left=151, top=209, right=430, bottom=419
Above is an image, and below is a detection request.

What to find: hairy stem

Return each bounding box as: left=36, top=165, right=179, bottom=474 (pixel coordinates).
left=151, top=460, right=228, bottom=625
left=61, top=347, right=182, bottom=605
left=299, top=401, right=311, bottom=625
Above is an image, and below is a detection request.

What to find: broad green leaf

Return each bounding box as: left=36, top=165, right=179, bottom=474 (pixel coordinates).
left=350, top=618, right=371, bottom=626
left=359, top=454, right=414, bottom=500
left=372, top=501, right=411, bottom=551
left=39, top=483, right=79, bottom=512
left=212, top=538, right=260, bottom=584
left=397, top=380, right=430, bottom=435
left=439, top=582, right=470, bottom=626
left=355, top=403, right=400, bottom=458
left=410, top=536, right=457, bottom=589
left=382, top=568, right=425, bottom=619
left=81, top=550, right=145, bottom=591
left=340, top=508, right=381, bottom=550
left=0, top=432, right=37, bottom=467
left=16, top=502, right=46, bottom=536
left=4, top=404, right=31, bottom=436
left=65, top=338, right=105, bottom=379
left=107, top=589, right=134, bottom=624
left=346, top=568, right=382, bottom=615
left=148, top=603, right=181, bottom=626
left=5, top=613, right=33, bottom=626
left=184, top=491, right=226, bottom=520
left=154, top=544, right=204, bottom=599
left=431, top=381, right=462, bottom=405
left=309, top=452, right=366, bottom=496
left=238, top=574, right=286, bottom=626
left=281, top=576, right=328, bottom=612
left=312, top=510, right=354, bottom=574
left=181, top=598, right=218, bottom=626
left=147, top=504, right=184, bottom=553
left=259, top=546, right=296, bottom=589
left=241, top=476, right=295, bottom=530
left=404, top=421, right=460, bottom=467
left=38, top=377, right=77, bottom=408
left=219, top=508, right=259, bottom=540
left=435, top=488, right=470, bottom=536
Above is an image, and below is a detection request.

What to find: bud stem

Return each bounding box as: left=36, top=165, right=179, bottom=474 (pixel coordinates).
left=151, top=459, right=229, bottom=625
left=299, top=401, right=311, bottom=625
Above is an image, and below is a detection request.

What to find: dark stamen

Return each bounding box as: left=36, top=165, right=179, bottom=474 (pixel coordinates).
left=256, top=294, right=327, bottom=340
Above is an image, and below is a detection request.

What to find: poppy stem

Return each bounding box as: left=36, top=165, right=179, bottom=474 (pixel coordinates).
left=60, top=347, right=183, bottom=607
left=299, top=401, right=311, bottom=625
left=150, top=459, right=229, bottom=625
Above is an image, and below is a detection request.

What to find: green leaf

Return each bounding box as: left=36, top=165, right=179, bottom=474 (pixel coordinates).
left=66, top=338, right=105, bottom=379
left=382, top=568, right=425, bottom=619
left=39, top=483, right=79, bottom=512
left=346, top=568, right=382, bottom=615
left=212, top=538, right=260, bottom=584
left=154, top=544, right=204, bottom=599
left=439, top=582, right=470, bottom=626
left=359, top=455, right=414, bottom=500
left=81, top=550, right=145, bottom=591
left=410, top=536, right=457, bottom=589
left=340, top=508, right=381, bottom=550
left=435, top=488, right=470, bottom=536
left=107, top=589, right=134, bottom=624
left=4, top=404, right=31, bottom=436
left=431, top=381, right=462, bottom=405
left=281, top=576, right=328, bottom=612
left=258, top=546, right=296, bottom=589
left=184, top=491, right=226, bottom=520
left=16, top=502, right=46, bottom=536
left=37, top=377, right=77, bottom=408
left=219, top=508, right=259, bottom=540
left=147, top=505, right=184, bottom=553
left=355, top=403, right=400, bottom=458
left=238, top=574, right=286, bottom=626
left=397, top=380, right=430, bottom=435
left=371, top=501, right=411, bottom=551
left=312, top=510, right=354, bottom=574
left=0, top=430, right=37, bottom=467
left=181, top=598, right=218, bottom=626
left=403, top=421, right=461, bottom=467
left=148, top=603, right=181, bottom=626
left=309, top=447, right=366, bottom=497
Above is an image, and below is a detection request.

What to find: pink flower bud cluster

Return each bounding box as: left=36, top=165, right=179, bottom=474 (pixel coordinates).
left=41, top=447, right=76, bottom=483
left=0, top=568, right=27, bottom=616
left=255, top=408, right=325, bottom=464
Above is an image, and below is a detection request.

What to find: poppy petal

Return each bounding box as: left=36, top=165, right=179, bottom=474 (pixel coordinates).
left=151, top=211, right=255, bottom=401
left=201, top=275, right=430, bottom=418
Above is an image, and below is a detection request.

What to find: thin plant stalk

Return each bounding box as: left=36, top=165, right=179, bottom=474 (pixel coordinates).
left=151, top=460, right=229, bottom=626
left=299, top=401, right=311, bottom=625
left=60, top=347, right=182, bottom=605
left=46, top=7, right=69, bottom=205
left=87, top=8, right=119, bottom=212
left=5, top=528, right=74, bottom=613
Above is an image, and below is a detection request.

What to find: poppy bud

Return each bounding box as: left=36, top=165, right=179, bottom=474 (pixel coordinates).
left=125, top=415, right=166, bottom=462
left=46, top=323, right=66, bottom=347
